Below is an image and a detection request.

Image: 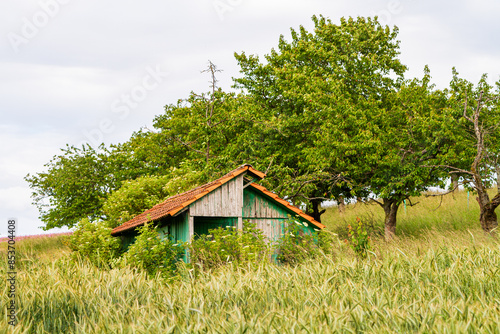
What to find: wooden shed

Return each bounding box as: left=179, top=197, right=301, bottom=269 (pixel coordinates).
left=111, top=164, right=325, bottom=253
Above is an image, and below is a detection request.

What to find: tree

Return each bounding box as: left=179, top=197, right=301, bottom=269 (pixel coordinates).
left=25, top=62, right=253, bottom=230
left=24, top=141, right=166, bottom=229
left=234, top=15, right=447, bottom=234
left=311, top=71, right=449, bottom=238
left=153, top=62, right=254, bottom=172
left=25, top=145, right=118, bottom=229
left=234, top=15, right=407, bottom=222
left=435, top=71, right=500, bottom=233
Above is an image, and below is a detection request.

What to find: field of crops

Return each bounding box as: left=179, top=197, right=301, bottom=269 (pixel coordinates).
left=1, top=190, right=500, bottom=333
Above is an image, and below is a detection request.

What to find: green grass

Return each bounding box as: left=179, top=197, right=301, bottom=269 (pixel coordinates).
left=1, top=191, right=500, bottom=333
left=0, top=235, right=70, bottom=266
left=322, top=189, right=489, bottom=238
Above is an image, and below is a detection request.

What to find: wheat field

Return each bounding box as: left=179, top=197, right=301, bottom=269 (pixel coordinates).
left=1, top=190, right=500, bottom=333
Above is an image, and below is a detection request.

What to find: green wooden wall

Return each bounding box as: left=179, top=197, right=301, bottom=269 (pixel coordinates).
left=242, top=186, right=317, bottom=238
left=193, top=216, right=236, bottom=237
left=157, top=213, right=189, bottom=243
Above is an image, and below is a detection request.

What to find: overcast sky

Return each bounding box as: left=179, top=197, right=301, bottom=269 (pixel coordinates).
left=1, top=0, right=499, bottom=236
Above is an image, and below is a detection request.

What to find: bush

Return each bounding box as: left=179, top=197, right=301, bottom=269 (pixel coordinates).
left=275, top=219, right=321, bottom=265
left=317, top=229, right=339, bottom=255
left=67, top=219, right=122, bottom=268
left=189, top=221, right=269, bottom=271
left=119, top=222, right=186, bottom=278
left=345, top=217, right=371, bottom=258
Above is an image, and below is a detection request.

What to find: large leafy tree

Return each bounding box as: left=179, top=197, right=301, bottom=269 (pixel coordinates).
left=312, top=71, right=449, bottom=238
left=233, top=15, right=448, bottom=233
left=102, top=166, right=204, bottom=228
left=234, top=15, right=406, bottom=221
left=25, top=63, right=253, bottom=230
left=25, top=145, right=126, bottom=229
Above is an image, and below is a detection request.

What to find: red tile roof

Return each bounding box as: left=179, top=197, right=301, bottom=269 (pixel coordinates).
left=111, top=164, right=324, bottom=235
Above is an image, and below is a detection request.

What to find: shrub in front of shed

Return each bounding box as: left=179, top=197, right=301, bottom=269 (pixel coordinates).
left=275, top=219, right=321, bottom=265
left=119, top=222, right=186, bottom=278
left=189, top=221, right=269, bottom=271
left=67, top=218, right=122, bottom=269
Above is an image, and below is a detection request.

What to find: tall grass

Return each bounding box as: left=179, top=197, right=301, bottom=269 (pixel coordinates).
left=322, top=189, right=488, bottom=237
left=1, top=229, right=500, bottom=333
left=0, top=234, right=70, bottom=267
left=1, top=192, right=499, bottom=333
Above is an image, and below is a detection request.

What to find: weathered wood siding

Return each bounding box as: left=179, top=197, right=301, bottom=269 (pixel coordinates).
left=243, top=187, right=317, bottom=240
left=243, top=187, right=291, bottom=241
left=190, top=174, right=243, bottom=217
left=245, top=218, right=287, bottom=242
left=243, top=187, right=289, bottom=219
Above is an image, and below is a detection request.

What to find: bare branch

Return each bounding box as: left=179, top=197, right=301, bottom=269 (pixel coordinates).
left=265, top=157, right=274, bottom=175
left=422, top=164, right=475, bottom=176
left=405, top=197, right=419, bottom=207
left=463, top=94, right=473, bottom=123
left=424, top=184, right=459, bottom=197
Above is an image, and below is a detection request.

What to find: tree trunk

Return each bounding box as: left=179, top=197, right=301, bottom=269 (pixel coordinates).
left=476, top=191, right=500, bottom=234
left=451, top=174, right=459, bottom=192
left=337, top=196, right=345, bottom=214
left=496, top=165, right=500, bottom=193
left=309, top=198, right=326, bottom=223
left=381, top=199, right=400, bottom=241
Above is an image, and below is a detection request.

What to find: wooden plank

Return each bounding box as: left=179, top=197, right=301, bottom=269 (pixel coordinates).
left=221, top=182, right=228, bottom=215
left=188, top=211, right=194, bottom=241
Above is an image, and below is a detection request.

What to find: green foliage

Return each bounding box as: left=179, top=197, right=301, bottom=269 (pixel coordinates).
left=25, top=14, right=500, bottom=239
left=102, top=175, right=171, bottom=227
left=441, top=70, right=500, bottom=189
left=102, top=167, right=203, bottom=228
left=119, top=223, right=186, bottom=278
left=345, top=217, right=371, bottom=258
left=189, top=221, right=269, bottom=270
left=24, top=145, right=114, bottom=230
left=234, top=15, right=448, bottom=232
left=24, top=143, right=153, bottom=230
left=316, top=229, right=340, bottom=255
left=275, top=219, right=321, bottom=265
left=67, top=219, right=122, bottom=268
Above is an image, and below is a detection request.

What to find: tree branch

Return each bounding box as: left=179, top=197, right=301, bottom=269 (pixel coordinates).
left=424, top=183, right=459, bottom=197
left=463, top=94, right=473, bottom=123
left=422, top=164, right=475, bottom=176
